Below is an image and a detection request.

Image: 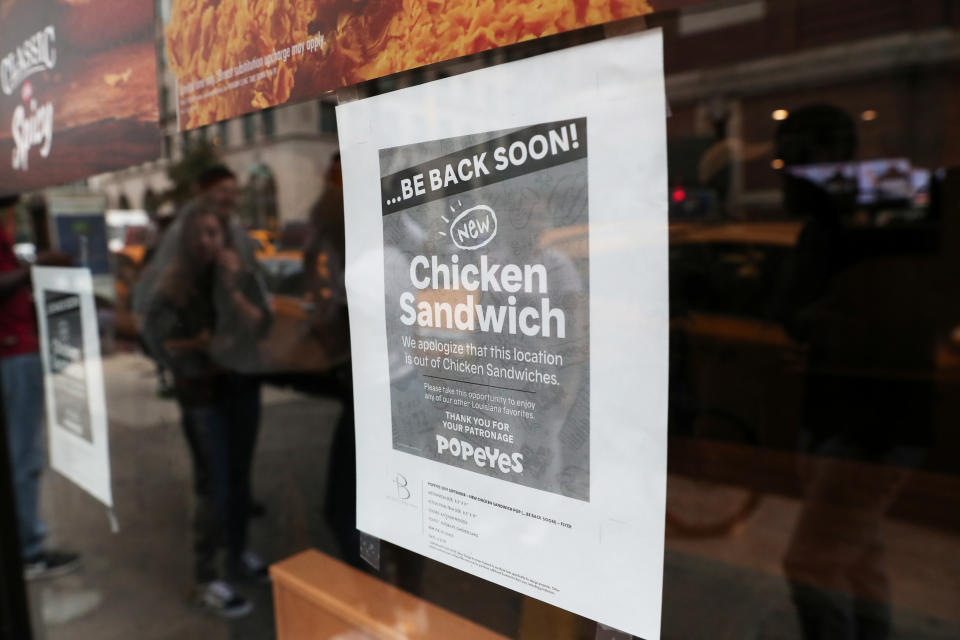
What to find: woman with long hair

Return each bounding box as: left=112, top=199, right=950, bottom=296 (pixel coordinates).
left=144, top=201, right=270, bottom=618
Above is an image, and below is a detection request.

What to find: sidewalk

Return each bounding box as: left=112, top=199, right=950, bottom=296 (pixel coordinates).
left=38, top=352, right=342, bottom=639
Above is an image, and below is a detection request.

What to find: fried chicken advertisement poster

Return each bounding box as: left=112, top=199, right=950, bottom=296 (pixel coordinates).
left=0, top=0, right=160, bottom=196
left=163, top=0, right=653, bottom=130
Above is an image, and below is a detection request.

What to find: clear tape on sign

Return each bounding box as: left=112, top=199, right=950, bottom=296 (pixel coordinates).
left=596, top=623, right=633, bottom=640
left=107, top=507, right=120, bottom=534
left=359, top=531, right=381, bottom=570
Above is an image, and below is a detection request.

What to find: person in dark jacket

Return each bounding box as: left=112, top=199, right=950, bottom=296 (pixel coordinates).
left=776, top=105, right=936, bottom=640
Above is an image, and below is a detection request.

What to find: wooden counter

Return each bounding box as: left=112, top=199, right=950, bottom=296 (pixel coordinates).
left=270, top=550, right=510, bottom=640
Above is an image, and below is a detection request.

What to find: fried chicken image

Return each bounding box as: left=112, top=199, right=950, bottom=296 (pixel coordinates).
left=165, top=0, right=652, bottom=129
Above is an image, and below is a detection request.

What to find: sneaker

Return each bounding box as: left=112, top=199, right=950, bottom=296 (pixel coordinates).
left=233, top=550, right=270, bottom=583
left=24, top=550, right=81, bottom=581
left=193, top=580, right=253, bottom=619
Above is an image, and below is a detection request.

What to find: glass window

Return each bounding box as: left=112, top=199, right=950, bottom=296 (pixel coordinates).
left=261, top=108, right=276, bottom=137
left=5, top=3, right=959, bottom=640
left=242, top=113, right=256, bottom=142
left=216, top=121, right=228, bottom=147
left=318, top=100, right=337, bottom=133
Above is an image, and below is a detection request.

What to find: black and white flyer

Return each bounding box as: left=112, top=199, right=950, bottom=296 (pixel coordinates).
left=32, top=267, right=113, bottom=508
left=44, top=289, right=93, bottom=443
left=339, top=30, right=667, bottom=638
left=381, top=116, right=591, bottom=500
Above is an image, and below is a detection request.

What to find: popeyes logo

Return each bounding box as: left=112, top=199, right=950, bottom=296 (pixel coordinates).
left=3, top=27, right=57, bottom=172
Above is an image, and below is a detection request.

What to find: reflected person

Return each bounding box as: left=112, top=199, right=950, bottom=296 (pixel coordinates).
left=144, top=202, right=271, bottom=617
left=303, top=153, right=360, bottom=565
left=776, top=105, right=936, bottom=640
left=0, top=194, right=80, bottom=580
left=137, top=164, right=270, bottom=540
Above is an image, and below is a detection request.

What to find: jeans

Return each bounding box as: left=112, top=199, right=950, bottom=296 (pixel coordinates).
left=217, top=373, right=261, bottom=517
left=1, top=352, right=47, bottom=559
left=184, top=374, right=261, bottom=583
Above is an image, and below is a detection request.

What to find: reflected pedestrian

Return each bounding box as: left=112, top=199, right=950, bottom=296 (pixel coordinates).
left=144, top=201, right=271, bottom=617
left=775, top=105, right=935, bottom=640
left=137, top=165, right=268, bottom=519
left=0, top=194, right=80, bottom=579
left=302, top=152, right=360, bottom=563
